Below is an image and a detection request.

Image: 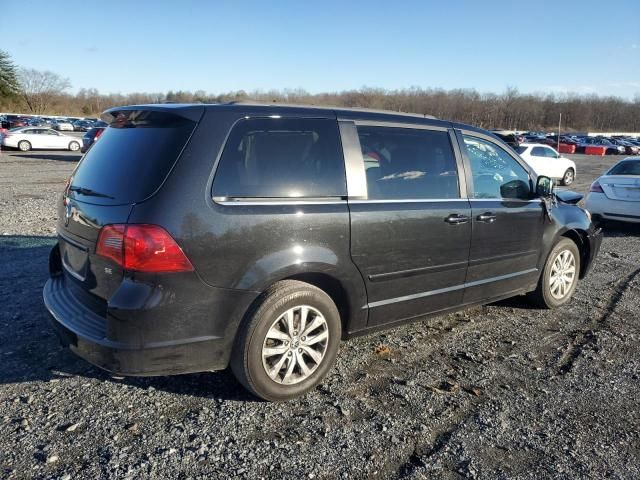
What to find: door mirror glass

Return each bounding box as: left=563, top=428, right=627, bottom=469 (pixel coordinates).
left=536, top=176, right=553, bottom=197
left=500, top=179, right=531, bottom=200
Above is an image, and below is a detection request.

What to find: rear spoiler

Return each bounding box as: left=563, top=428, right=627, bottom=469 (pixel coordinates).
left=101, top=104, right=205, bottom=124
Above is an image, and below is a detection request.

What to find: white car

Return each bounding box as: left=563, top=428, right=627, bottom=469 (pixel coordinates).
left=54, top=120, right=74, bottom=131
left=1, top=127, right=82, bottom=152
left=585, top=157, right=640, bottom=224
left=516, top=143, right=577, bottom=186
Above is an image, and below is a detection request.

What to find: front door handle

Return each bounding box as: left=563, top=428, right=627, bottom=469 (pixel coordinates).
left=477, top=212, right=497, bottom=223
left=444, top=214, right=469, bottom=225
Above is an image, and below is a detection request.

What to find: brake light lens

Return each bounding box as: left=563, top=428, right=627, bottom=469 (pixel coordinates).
left=589, top=181, right=604, bottom=193
left=96, top=224, right=193, bottom=272
left=94, top=129, right=104, bottom=140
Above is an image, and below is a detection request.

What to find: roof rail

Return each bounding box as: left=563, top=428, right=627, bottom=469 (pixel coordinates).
left=223, top=101, right=436, bottom=119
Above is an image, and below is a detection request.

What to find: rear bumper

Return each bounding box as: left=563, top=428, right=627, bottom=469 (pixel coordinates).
left=44, top=273, right=258, bottom=376
left=586, top=193, right=640, bottom=223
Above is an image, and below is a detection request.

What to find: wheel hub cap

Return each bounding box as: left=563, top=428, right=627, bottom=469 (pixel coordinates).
left=549, top=250, right=576, bottom=300
left=261, top=305, right=329, bottom=385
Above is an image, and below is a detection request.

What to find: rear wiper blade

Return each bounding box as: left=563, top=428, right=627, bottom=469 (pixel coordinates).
left=68, top=186, right=115, bottom=199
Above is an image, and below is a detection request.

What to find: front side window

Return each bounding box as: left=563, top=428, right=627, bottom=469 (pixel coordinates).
left=356, top=126, right=459, bottom=200
left=213, top=118, right=346, bottom=198
left=462, top=135, right=531, bottom=200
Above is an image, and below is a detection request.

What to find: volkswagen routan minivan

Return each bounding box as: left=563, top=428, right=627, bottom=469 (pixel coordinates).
left=44, top=103, right=602, bottom=401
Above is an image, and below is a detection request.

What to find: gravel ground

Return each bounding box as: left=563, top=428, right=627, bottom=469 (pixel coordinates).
left=0, top=149, right=638, bottom=479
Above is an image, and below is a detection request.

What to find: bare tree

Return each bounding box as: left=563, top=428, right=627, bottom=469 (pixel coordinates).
left=7, top=69, right=640, bottom=131
left=18, top=68, right=71, bottom=114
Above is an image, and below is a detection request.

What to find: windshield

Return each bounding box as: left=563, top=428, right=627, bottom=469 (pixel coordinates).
left=70, top=109, right=198, bottom=204
left=516, top=146, right=527, bottom=154
left=609, top=160, right=640, bottom=176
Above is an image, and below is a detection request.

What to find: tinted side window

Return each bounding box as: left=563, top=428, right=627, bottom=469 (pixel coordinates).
left=213, top=118, right=345, bottom=198
left=462, top=135, right=531, bottom=200
left=356, top=126, right=459, bottom=200
left=531, top=146, right=546, bottom=157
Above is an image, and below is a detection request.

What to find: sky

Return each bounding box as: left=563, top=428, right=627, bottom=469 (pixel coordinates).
left=2, top=0, right=639, bottom=98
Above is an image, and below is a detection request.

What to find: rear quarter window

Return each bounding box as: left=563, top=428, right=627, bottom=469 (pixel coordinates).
left=212, top=118, right=346, bottom=198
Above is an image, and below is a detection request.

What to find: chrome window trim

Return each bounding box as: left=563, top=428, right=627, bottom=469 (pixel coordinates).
left=338, top=121, right=368, bottom=200
left=212, top=196, right=346, bottom=206
left=351, top=120, right=449, bottom=132
left=348, top=197, right=541, bottom=205
left=468, top=198, right=542, bottom=204
left=349, top=198, right=469, bottom=204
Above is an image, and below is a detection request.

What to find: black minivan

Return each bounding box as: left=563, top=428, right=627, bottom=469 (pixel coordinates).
left=44, top=103, right=602, bottom=401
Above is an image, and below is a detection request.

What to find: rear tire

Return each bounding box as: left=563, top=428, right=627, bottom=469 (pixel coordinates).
left=230, top=280, right=341, bottom=401
left=18, top=140, right=31, bottom=152
left=561, top=168, right=575, bottom=186
left=69, top=141, right=80, bottom=152
left=528, top=238, right=580, bottom=309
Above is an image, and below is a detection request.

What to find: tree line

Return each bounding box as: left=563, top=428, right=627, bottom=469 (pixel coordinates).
left=1, top=50, right=639, bottom=132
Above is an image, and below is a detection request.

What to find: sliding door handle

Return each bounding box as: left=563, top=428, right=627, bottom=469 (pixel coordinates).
left=477, top=212, right=497, bottom=223
left=444, top=214, right=469, bottom=225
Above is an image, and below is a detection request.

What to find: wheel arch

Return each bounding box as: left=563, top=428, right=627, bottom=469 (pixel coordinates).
left=284, top=272, right=351, bottom=338
left=561, top=228, right=591, bottom=279
left=229, top=267, right=366, bottom=353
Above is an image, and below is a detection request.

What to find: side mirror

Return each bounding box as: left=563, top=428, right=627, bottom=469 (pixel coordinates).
left=536, top=176, right=554, bottom=197
left=500, top=179, right=531, bottom=200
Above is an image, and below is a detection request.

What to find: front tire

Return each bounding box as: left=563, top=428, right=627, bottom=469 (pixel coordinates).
left=230, top=280, right=341, bottom=401
left=528, top=238, right=580, bottom=308
left=561, top=168, right=575, bottom=186
left=18, top=140, right=31, bottom=152
left=69, top=141, right=80, bottom=152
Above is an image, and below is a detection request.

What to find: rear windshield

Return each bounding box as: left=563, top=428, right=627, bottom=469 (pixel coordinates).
left=70, top=110, right=197, bottom=204
left=609, top=160, right=640, bottom=176
left=516, top=146, right=527, bottom=154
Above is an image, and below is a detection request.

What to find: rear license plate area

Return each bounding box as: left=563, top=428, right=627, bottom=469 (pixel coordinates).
left=60, top=238, right=89, bottom=281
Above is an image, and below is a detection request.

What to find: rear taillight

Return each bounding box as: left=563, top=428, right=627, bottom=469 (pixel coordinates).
left=96, top=224, right=193, bottom=273
left=94, top=129, right=104, bottom=140
left=589, top=181, right=604, bottom=193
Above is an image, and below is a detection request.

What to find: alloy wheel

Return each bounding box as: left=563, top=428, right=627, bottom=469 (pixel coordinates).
left=261, top=305, right=329, bottom=385
left=549, top=250, right=576, bottom=300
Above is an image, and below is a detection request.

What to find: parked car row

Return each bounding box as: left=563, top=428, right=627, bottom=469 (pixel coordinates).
left=493, top=130, right=640, bottom=156
left=0, top=115, right=104, bottom=132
